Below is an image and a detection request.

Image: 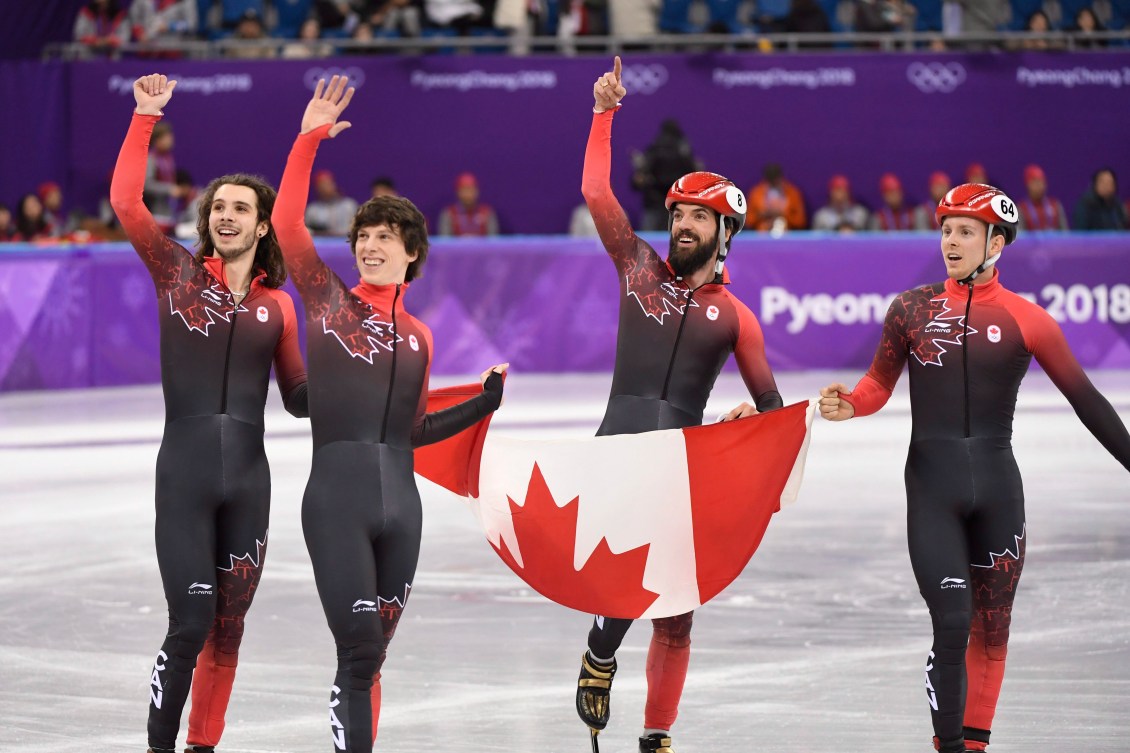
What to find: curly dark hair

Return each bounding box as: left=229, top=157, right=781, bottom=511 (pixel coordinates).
left=194, top=173, right=286, bottom=289
left=348, top=196, right=430, bottom=282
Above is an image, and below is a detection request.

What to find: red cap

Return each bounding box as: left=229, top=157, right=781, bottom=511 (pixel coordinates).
left=828, top=174, right=850, bottom=192
left=665, top=171, right=747, bottom=234
left=1024, top=164, right=1046, bottom=183
left=37, top=181, right=60, bottom=201
left=935, top=183, right=1018, bottom=244
left=929, top=171, right=950, bottom=189
left=313, top=169, right=335, bottom=184
left=965, top=162, right=986, bottom=181
left=455, top=172, right=478, bottom=190
left=879, top=173, right=902, bottom=193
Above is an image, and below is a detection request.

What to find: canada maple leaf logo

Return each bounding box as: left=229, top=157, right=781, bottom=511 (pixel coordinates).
left=215, top=533, right=267, bottom=610
left=624, top=257, right=699, bottom=324
left=322, top=307, right=402, bottom=364
left=491, top=463, right=659, bottom=618
left=910, top=295, right=977, bottom=367
left=377, top=583, right=412, bottom=621
left=971, top=527, right=1025, bottom=610
left=168, top=279, right=245, bottom=336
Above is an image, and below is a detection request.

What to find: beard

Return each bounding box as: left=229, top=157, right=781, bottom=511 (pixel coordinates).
left=667, top=228, right=718, bottom=278
left=211, top=228, right=257, bottom=262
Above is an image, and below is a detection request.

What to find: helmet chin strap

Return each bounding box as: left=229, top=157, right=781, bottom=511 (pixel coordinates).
left=713, top=214, right=727, bottom=281
left=958, top=222, right=1001, bottom=285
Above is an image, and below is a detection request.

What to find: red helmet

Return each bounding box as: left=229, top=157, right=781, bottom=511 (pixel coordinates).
left=935, top=182, right=1018, bottom=245
left=665, top=172, right=747, bottom=234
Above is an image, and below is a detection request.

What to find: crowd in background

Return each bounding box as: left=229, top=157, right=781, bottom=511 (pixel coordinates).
left=3, top=122, right=1126, bottom=243
left=69, top=0, right=1129, bottom=57
left=0, top=0, right=1114, bottom=243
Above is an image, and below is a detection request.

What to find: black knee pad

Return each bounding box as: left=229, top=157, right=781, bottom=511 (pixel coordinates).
left=339, top=641, right=383, bottom=688
left=167, top=620, right=212, bottom=670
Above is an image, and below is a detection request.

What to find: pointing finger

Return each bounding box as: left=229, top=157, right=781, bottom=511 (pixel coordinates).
left=613, top=55, right=622, bottom=83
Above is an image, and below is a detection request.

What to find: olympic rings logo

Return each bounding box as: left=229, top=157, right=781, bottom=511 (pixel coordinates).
left=304, top=66, right=366, bottom=90
left=906, top=62, right=966, bottom=93
left=620, top=64, right=669, bottom=95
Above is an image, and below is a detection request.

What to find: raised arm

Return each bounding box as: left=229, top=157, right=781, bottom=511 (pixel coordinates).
left=271, top=76, right=355, bottom=304
left=582, top=56, right=646, bottom=269
left=109, top=74, right=192, bottom=290
left=1021, top=304, right=1130, bottom=472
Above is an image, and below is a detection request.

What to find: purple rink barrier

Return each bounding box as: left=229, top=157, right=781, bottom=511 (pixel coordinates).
left=3, top=52, right=1130, bottom=234
left=1, top=233, right=1128, bottom=392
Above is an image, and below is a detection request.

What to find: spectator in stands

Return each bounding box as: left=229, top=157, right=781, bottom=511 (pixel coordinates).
left=942, top=0, right=1010, bottom=47
left=129, top=0, right=199, bottom=43
left=785, top=0, right=832, bottom=33
left=73, top=0, right=131, bottom=55
left=282, top=17, right=335, bottom=57
left=1070, top=7, right=1107, bottom=47
left=438, top=172, right=499, bottom=236
left=345, top=21, right=376, bottom=52
left=310, top=0, right=359, bottom=35
left=558, top=0, right=609, bottom=47
left=38, top=182, right=69, bottom=238
left=424, top=0, right=489, bottom=34
left=1018, top=164, right=1068, bottom=231
left=371, top=177, right=398, bottom=198
left=965, top=161, right=988, bottom=185
left=914, top=171, right=950, bottom=230
left=812, top=175, right=869, bottom=233
left=854, top=0, right=916, bottom=33
left=144, top=121, right=185, bottom=233
left=569, top=203, right=598, bottom=237
left=630, top=118, right=702, bottom=231
left=228, top=8, right=275, bottom=58
left=305, top=168, right=360, bottom=236
left=748, top=163, right=807, bottom=233
left=360, top=0, right=423, bottom=36
left=0, top=204, right=17, bottom=242
left=494, top=0, right=546, bottom=51
left=172, top=169, right=202, bottom=239
left=1073, top=168, right=1127, bottom=230
left=1019, top=10, right=1059, bottom=50
left=15, top=194, right=52, bottom=242
left=608, top=0, right=657, bottom=37
left=869, top=173, right=915, bottom=230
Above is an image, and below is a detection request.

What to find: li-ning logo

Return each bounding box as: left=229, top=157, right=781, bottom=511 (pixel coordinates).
left=940, top=577, right=967, bottom=589
left=911, top=295, right=977, bottom=367
left=150, top=650, right=168, bottom=709
left=907, top=62, right=966, bottom=93
left=352, top=599, right=378, bottom=613
left=620, top=64, right=669, bottom=95
left=188, top=582, right=214, bottom=595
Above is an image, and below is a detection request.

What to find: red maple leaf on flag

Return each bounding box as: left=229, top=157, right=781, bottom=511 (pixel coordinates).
left=491, top=463, right=660, bottom=619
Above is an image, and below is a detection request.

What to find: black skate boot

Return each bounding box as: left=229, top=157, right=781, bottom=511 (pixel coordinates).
left=576, top=651, right=616, bottom=751
left=185, top=747, right=215, bottom=753
left=639, top=732, right=674, bottom=752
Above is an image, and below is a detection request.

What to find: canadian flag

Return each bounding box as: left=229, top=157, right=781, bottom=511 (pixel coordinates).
left=415, top=389, right=815, bottom=619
